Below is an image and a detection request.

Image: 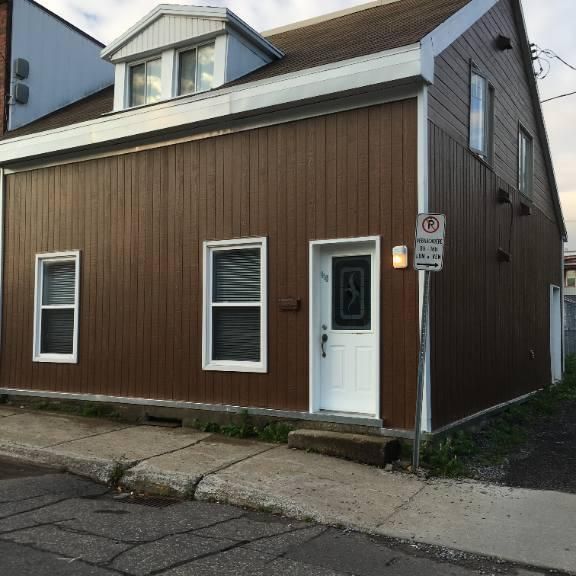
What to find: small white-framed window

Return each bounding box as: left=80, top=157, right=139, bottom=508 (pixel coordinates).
left=178, top=42, right=215, bottom=96
left=566, top=270, right=576, bottom=288
left=518, top=125, right=534, bottom=198
left=469, top=68, right=494, bottom=161
left=203, top=238, right=267, bottom=373
left=33, top=251, right=80, bottom=364
left=128, top=58, right=162, bottom=108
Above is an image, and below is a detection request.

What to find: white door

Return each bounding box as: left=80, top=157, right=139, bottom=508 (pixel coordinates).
left=317, top=243, right=378, bottom=415
left=550, top=285, right=562, bottom=382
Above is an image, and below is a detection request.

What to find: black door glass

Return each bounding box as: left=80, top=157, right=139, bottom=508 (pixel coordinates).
left=332, top=255, right=371, bottom=330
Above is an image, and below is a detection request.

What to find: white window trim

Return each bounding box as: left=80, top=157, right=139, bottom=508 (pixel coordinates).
left=202, top=237, right=267, bottom=373
left=176, top=41, right=217, bottom=97
left=33, top=251, right=81, bottom=364
left=518, top=124, right=534, bottom=199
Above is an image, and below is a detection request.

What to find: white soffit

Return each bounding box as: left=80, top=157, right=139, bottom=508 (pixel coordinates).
left=0, top=43, right=428, bottom=165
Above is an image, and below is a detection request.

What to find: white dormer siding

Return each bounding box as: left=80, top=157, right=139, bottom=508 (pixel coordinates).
left=102, top=5, right=283, bottom=112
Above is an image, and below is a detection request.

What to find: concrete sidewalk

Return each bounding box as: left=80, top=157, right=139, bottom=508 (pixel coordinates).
left=0, top=405, right=574, bottom=574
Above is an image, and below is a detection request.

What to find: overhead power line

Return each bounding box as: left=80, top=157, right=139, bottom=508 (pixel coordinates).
left=541, top=90, right=576, bottom=104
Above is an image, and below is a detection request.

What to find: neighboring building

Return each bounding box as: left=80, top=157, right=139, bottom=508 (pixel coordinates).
left=0, top=0, right=113, bottom=133
left=0, top=0, right=566, bottom=435
left=564, top=253, right=576, bottom=296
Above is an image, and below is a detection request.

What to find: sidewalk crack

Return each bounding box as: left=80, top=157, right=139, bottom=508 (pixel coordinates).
left=380, top=482, right=428, bottom=525
left=190, top=444, right=278, bottom=499
left=44, top=425, right=135, bottom=449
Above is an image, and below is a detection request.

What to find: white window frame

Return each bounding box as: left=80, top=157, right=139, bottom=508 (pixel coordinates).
left=33, top=251, right=81, bottom=364
left=566, top=270, right=576, bottom=288
left=518, top=124, right=534, bottom=199
left=176, top=41, right=216, bottom=97
left=202, top=237, right=267, bottom=373
left=127, top=57, right=162, bottom=108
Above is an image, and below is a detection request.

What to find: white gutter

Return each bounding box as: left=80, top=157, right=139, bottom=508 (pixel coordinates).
left=0, top=43, right=432, bottom=166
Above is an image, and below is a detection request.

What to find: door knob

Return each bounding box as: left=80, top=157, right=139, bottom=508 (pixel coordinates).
left=321, top=334, right=328, bottom=358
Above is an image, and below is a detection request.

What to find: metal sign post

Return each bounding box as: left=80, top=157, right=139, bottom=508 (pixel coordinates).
left=413, top=214, right=446, bottom=472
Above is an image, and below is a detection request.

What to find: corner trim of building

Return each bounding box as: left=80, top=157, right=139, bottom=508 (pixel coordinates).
left=417, top=85, right=432, bottom=433
left=0, top=168, right=4, bottom=355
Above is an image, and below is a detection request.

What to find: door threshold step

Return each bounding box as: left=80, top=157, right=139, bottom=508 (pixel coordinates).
left=288, top=429, right=401, bottom=466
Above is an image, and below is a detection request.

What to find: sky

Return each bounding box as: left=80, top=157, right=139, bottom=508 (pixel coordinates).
left=37, top=0, right=576, bottom=248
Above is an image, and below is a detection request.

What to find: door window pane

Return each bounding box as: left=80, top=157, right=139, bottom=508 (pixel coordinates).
left=197, top=44, right=215, bottom=92
left=129, top=63, right=146, bottom=107
left=179, top=49, right=197, bottom=95
left=332, top=255, right=371, bottom=331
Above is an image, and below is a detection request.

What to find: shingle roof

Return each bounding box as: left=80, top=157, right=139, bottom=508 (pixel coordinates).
left=3, top=86, right=114, bottom=140
left=4, top=0, right=471, bottom=140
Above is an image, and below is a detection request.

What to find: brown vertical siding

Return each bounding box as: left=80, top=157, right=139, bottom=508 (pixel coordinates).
left=0, top=100, right=419, bottom=429
left=429, top=124, right=562, bottom=429
left=428, top=0, right=556, bottom=223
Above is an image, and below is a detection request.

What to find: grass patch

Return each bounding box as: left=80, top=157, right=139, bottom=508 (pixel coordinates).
left=190, top=411, right=293, bottom=444
left=421, top=357, right=576, bottom=478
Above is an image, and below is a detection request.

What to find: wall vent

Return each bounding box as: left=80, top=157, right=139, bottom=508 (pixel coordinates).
left=13, top=58, right=30, bottom=79
left=13, top=83, right=29, bottom=104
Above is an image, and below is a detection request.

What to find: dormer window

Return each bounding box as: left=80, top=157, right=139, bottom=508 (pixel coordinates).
left=102, top=5, right=284, bottom=113
left=129, top=59, right=162, bottom=107
left=178, top=43, right=215, bottom=96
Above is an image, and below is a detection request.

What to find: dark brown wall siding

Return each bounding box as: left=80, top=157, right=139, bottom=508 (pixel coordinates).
left=428, top=0, right=556, bottom=222
left=0, top=100, right=420, bottom=429
left=429, top=123, right=562, bottom=429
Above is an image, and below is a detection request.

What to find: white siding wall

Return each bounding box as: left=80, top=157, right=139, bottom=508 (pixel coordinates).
left=113, top=15, right=226, bottom=61
left=225, top=33, right=270, bottom=83
left=9, top=0, right=113, bottom=131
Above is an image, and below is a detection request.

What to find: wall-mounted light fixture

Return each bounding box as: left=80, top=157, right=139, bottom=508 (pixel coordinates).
left=393, top=246, right=409, bottom=269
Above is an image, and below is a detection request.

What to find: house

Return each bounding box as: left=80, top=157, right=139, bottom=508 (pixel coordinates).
left=0, top=0, right=565, bottom=436
left=0, top=0, right=113, bottom=134
left=564, top=252, right=576, bottom=296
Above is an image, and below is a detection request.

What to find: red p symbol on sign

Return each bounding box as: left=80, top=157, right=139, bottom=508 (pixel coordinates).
left=422, top=216, right=440, bottom=234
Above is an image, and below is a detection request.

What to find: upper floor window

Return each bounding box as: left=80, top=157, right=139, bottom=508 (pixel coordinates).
left=178, top=43, right=216, bottom=96
left=469, top=69, right=494, bottom=161
left=518, top=126, right=534, bottom=198
left=566, top=270, right=576, bottom=288
left=129, top=58, right=162, bottom=107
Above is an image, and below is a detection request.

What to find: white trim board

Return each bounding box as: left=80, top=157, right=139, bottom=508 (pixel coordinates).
left=0, top=44, right=428, bottom=166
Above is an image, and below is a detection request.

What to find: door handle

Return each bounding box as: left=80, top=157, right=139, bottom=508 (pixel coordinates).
left=321, top=334, right=328, bottom=358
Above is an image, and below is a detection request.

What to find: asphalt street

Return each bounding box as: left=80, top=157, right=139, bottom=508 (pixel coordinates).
left=0, top=457, right=559, bottom=576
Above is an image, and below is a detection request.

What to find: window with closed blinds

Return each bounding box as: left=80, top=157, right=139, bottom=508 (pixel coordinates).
left=204, top=239, right=267, bottom=372
left=34, top=252, right=80, bottom=363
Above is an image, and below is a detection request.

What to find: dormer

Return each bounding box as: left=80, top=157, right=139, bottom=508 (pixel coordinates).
left=101, top=4, right=283, bottom=111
